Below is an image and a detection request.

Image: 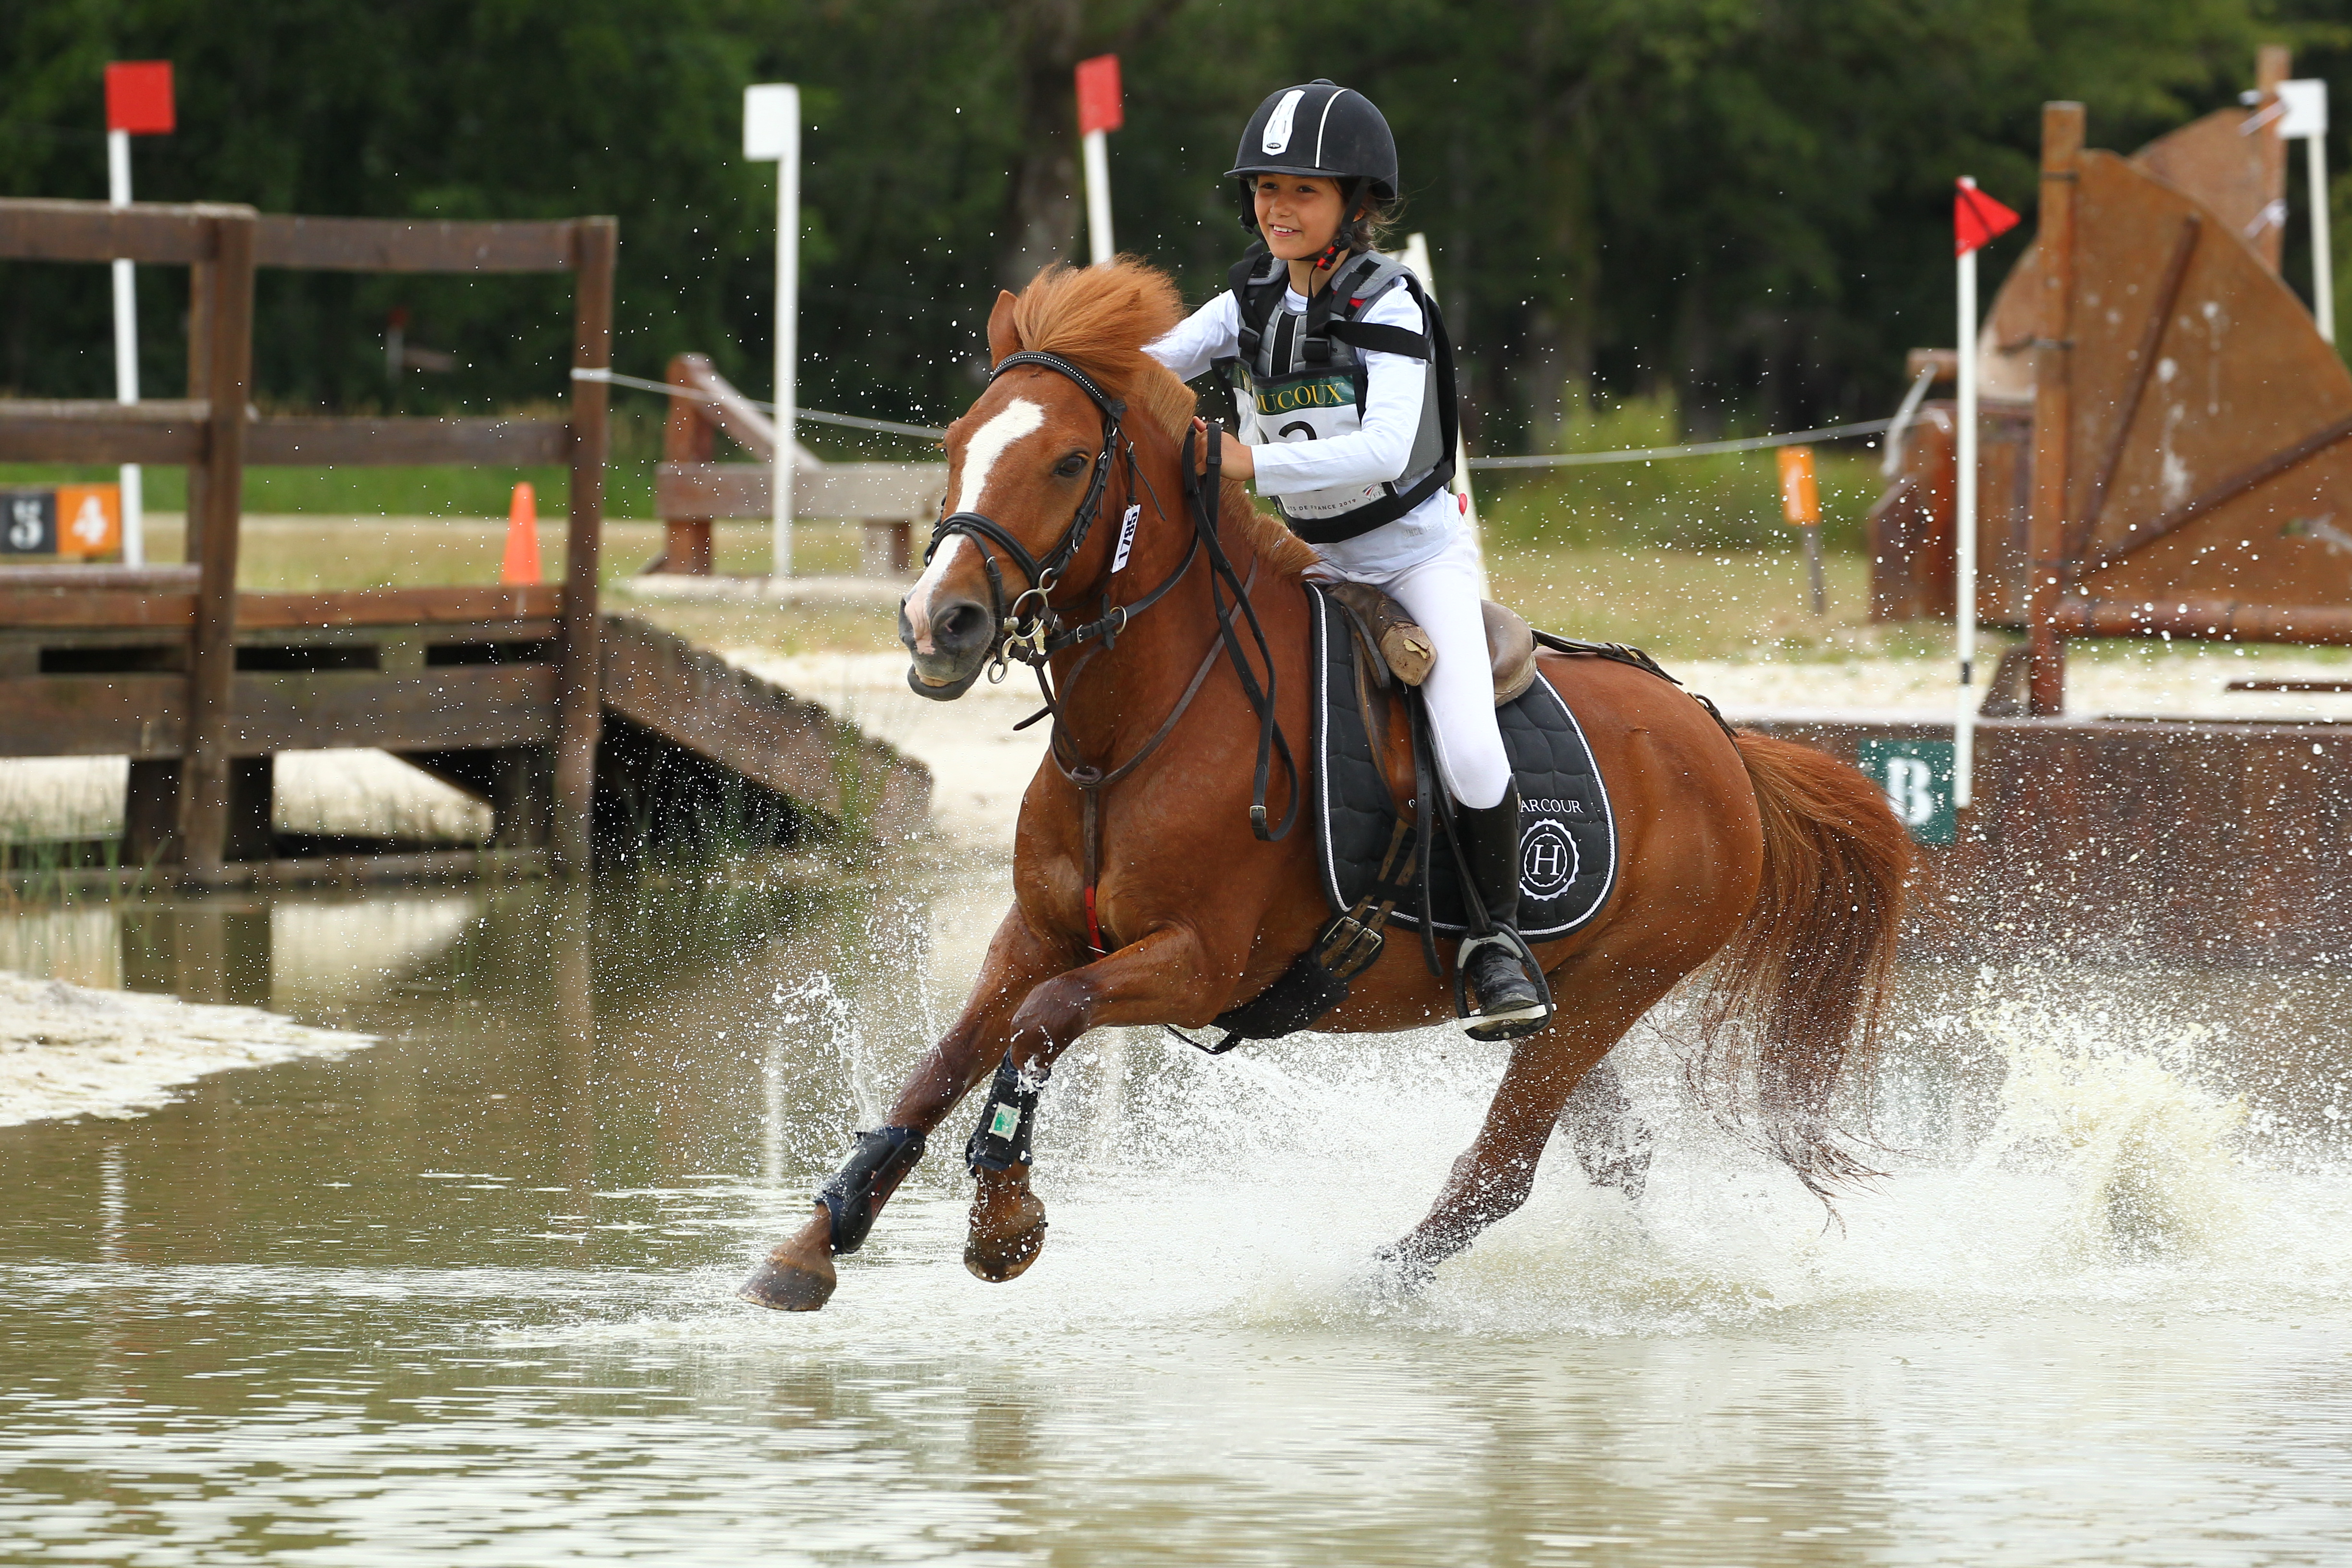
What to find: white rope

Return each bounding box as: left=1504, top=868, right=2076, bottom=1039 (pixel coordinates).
left=1880, top=363, right=1939, bottom=477
left=571, top=366, right=948, bottom=440
left=1465, top=416, right=1895, bottom=470
left=576, top=366, right=1893, bottom=467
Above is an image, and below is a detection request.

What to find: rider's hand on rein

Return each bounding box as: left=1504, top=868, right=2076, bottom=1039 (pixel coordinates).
left=1191, top=417, right=1254, bottom=481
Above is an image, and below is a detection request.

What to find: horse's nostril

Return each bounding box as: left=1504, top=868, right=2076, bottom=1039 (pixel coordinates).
left=936, top=601, right=990, bottom=649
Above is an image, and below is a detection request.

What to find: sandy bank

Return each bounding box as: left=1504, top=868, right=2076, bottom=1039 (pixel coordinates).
left=0, top=971, right=371, bottom=1128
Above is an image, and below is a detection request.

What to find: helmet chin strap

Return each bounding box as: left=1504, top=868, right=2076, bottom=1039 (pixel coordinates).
left=1311, top=181, right=1367, bottom=282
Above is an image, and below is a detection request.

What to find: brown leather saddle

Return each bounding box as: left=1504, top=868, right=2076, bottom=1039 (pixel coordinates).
left=1323, top=580, right=1539, bottom=705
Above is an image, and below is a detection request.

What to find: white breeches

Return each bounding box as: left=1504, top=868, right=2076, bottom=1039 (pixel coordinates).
left=1313, top=531, right=1511, bottom=810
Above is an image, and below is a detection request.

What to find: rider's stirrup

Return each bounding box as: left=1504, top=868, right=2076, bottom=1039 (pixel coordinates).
left=1459, top=931, right=1551, bottom=1041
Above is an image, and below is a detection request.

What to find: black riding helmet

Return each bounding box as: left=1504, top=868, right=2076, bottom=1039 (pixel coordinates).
left=1226, top=79, right=1397, bottom=200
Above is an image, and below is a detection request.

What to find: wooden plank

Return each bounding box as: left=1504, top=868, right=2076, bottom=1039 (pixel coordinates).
left=232, top=619, right=559, bottom=648
left=229, top=668, right=557, bottom=752
left=178, top=210, right=257, bottom=875
left=597, top=614, right=931, bottom=837
left=2051, top=597, right=2352, bottom=645
left=0, top=667, right=559, bottom=758
left=235, top=585, right=562, bottom=627
left=247, top=416, right=567, bottom=466
left=0, top=198, right=234, bottom=264
left=253, top=215, right=579, bottom=273
left=553, top=218, right=617, bottom=874
left=677, top=356, right=778, bottom=460
left=0, top=400, right=209, bottom=463
left=0, top=564, right=197, bottom=591
left=0, top=589, right=195, bottom=628
left=0, top=597, right=554, bottom=637
left=0, top=675, right=185, bottom=757
left=657, top=460, right=947, bottom=522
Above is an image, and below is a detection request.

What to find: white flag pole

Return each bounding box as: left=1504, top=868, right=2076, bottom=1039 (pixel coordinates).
left=1400, top=232, right=1487, bottom=598
left=2282, top=81, right=2334, bottom=343
left=1954, top=237, right=1980, bottom=809
left=1074, top=56, right=1123, bottom=266
left=108, top=128, right=145, bottom=566
left=2315, top=128, right=2336, bottom=345
left=745, top=84, right=801, bottom=578
left=1082, top=128, right=1114, bottom=265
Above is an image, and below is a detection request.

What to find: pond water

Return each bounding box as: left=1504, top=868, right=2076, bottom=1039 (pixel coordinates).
left=5, top=874, right=2352, bottom=1564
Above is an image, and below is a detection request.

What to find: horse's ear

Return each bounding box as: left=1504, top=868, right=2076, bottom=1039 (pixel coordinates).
left=985, top=290, right=1021, bottom=366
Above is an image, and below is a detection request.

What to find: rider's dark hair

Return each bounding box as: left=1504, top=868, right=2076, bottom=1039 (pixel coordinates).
left=1336, top=184, right=1399, bottom=257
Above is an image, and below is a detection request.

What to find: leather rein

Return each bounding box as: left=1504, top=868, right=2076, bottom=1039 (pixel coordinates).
left=922, top=348, right=1299, bottom=956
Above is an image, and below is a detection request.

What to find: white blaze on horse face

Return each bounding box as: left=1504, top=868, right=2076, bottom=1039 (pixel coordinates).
left=906, top=396, right=1047, bottom=654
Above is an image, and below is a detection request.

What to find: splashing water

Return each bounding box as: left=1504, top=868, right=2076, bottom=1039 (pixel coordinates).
left=1970, top=989, right=2250, bottom=1261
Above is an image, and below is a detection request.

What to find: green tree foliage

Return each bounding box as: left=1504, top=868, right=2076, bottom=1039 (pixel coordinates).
left=0, top=0, right=2323, bottom=450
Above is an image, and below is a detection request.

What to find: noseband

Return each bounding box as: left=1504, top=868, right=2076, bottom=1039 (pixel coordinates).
left=925, top=350, right=1129, bottom=676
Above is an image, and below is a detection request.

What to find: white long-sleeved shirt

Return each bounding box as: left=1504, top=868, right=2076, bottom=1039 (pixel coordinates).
left=1145, top=281, right=1461, bottom=579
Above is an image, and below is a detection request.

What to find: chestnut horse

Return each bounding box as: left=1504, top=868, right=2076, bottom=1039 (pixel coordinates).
left=742, top=261, right=1910, bottom=1311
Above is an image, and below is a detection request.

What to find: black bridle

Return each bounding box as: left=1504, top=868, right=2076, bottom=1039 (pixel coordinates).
left=920, top=349, right=1299, bottom=957
left=924, top=350, right=1129, bottom=674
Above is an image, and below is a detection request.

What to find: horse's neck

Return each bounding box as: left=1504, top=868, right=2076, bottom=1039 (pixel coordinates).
left=1051, top=459, right=1274, bottom=755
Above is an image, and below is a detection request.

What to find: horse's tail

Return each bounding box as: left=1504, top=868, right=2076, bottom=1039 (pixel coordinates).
left=1695, top=731, right=1912, bottom=1198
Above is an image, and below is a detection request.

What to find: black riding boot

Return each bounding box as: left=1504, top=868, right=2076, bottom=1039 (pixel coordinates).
left=1457, top=782, right=1552, bottom=1041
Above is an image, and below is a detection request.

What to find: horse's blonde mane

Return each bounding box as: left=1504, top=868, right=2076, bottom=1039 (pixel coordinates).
left=1005, top=260, right=1318, bottom=578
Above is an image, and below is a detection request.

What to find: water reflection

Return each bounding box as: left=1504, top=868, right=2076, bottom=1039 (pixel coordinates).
left=2, top=876, right=2352, bottom=1563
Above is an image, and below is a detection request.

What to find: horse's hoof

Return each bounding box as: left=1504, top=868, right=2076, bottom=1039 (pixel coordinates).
left=965, top=1181, right=1048, bottom=1284
left=1360, top=1242, right=1435, bottom=1302
left=739, top=1213, right=838, bottom=1311
left=738, top=1248, right=836, bottom=1311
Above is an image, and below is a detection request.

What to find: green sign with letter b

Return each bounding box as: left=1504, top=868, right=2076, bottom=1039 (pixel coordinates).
left=1857, top=738, right=1955, bottom=846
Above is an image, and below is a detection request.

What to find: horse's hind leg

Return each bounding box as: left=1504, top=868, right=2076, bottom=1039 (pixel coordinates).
left=1560, top=1055, right=1653, bottom=1203
left=1379, top=982, right=1664, bottom=1288
left=739, top=903, right=1065, bottom=1311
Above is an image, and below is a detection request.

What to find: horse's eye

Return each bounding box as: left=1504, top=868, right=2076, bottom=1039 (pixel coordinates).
left=1054, top=453, right=1090, bottom=478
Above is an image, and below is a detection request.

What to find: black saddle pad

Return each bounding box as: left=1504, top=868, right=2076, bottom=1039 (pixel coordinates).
left=1308, top=583, right=1618, bottom=941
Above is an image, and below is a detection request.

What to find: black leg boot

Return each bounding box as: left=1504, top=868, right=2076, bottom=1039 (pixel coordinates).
left=1457, top=782, right=1552, bottom=1041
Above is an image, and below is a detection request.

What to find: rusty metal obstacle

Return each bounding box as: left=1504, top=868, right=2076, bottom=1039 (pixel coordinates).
left=1874, top=49, right=2352, bottom=703
left=1852, top=53, right=2352, bottom=959
left=0, top=197, right=928, bottom=885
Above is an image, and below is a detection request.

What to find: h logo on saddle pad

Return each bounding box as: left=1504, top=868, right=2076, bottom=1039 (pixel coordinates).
left=1519, top=819, right=1578, bottom=901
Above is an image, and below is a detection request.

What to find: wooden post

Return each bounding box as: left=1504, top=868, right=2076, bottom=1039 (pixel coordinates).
left=552, top=217, right=617, bottom=875
left=183, top=257, right=212, bottom=564
left=2254, top=46, right=2292, bottom=273
left=135, top=255, right=219, bottom=859
left=2026, top=103, right=2082, bottom=718
left=662, top=353, right=715, bottom=575
left=175, top=207, right=256, bottom=877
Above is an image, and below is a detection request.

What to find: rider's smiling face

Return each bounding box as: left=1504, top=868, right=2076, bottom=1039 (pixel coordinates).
left=1253, top=175, right=1345, bottom=264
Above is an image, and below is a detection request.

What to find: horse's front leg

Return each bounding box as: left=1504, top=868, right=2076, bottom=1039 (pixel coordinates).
left=964, top=923, right=1221, bottom=1284
left=738, top=904, right=1066, bottom=1312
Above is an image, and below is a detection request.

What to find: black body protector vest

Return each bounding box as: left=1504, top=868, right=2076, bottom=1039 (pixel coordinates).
left=1217, top=244, right=1460, bottom=546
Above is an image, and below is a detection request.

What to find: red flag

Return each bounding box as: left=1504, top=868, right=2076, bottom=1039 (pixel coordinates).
left=1076, top=54, right=1122, bottom=136
left=1954, top=176, right=2019, bottom=256
left=105, top=61, right=175, bottom=135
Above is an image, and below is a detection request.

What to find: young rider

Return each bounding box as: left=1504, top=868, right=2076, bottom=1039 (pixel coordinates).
left=1144, top=79, right=1550, bottom=1041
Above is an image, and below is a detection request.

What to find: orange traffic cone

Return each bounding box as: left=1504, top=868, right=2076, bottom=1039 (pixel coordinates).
left=500, top=482, right=541, bottom=584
